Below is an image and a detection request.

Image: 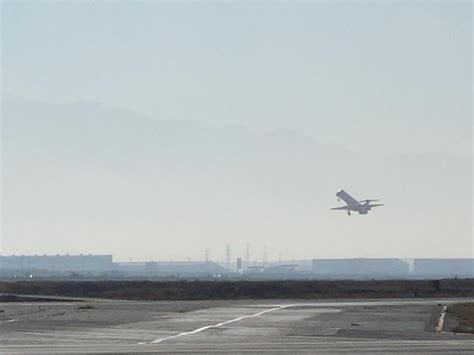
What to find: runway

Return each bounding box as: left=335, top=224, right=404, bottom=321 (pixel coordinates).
left=1, top=298, right=473, bottom=353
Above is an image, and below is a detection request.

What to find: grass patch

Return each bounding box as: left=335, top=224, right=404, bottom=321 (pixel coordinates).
left=1, top=279, right=473, bottom=301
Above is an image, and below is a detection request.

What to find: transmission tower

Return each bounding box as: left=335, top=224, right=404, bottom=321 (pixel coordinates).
left=225, top=244, right=231, bottom=270
left=263, top=244, right=268, bottom=267
left=245, top=242, right=250, bottom=268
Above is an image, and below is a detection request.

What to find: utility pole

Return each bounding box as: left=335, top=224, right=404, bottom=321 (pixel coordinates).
left=225, top=244, right=231, bottom=270
left=263, top=244, right=268, bottom=267
left=245, top=242, right=250, bottom=269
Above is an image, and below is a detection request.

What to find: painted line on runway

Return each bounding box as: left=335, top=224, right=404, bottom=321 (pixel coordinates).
left=136, top=299, right=474, bottom=345
left=0, top=318, right=19, bottom=324
left=436, top=305, right=447, bottom=332
left=143, top=304, right=293, bottom=344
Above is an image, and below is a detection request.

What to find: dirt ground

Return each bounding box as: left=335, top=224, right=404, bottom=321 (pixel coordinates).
left=447, top=302, right=474, bottom=334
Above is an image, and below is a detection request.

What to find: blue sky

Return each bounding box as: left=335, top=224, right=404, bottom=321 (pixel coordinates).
left=1, top=1, right=472, bottom=260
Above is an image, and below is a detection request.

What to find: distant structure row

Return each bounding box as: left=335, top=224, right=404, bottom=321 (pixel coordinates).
left=0, top=254, right=113, bottom=272
left=0, top=255, right=226, bottom=278
left=0, top=255, right=472, bottom=279
left=311, top=258, right=474, bottom=277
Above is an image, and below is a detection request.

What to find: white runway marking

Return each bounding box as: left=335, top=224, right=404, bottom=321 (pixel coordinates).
left=436, top=305, right=448, bottom=332
left=0, top=319, right=19, bottom=324
left=145, top=304, right=293, bottom=344
left=139, top=299, right=474, bottom=345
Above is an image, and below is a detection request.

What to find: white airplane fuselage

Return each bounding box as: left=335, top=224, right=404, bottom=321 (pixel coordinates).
left=336, top=189, right=370, bottom=214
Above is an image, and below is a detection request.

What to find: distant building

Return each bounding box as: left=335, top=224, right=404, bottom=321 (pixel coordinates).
left=264, top=264, right=298, bottom=273
left=145, top=261, right=158, bottom=275
left=413, top=259, right=474, bottom=277
left=312, top=258, right=409, bottom=276
left=115, top=261, right=227, bottom=276
left=236, top=257, right=242, bottom=272
left=0, top=254, right=113, bottom=273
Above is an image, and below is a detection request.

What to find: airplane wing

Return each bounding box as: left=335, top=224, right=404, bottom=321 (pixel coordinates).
left=368, top=204, right=384, bottom=208
left=330, top=206, right=349, bottom=210
left=360, top=199, right=379, bottom=203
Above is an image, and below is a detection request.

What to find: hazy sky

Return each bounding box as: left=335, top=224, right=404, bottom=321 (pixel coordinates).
left=1, top=1, right=472, bottom=261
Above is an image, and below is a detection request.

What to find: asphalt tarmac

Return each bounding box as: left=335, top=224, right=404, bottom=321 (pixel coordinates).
left=1, top=298, right=473, bottom=354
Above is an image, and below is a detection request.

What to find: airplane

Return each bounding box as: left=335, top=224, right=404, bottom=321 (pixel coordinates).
left=331, top=189, right=383, bottom=216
